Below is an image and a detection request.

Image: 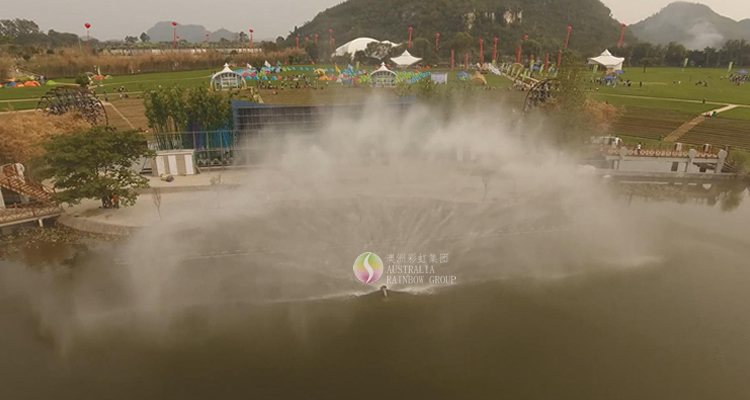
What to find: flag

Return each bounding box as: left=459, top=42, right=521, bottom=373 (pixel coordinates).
left=592, top=64, right=599, bottom=75
left=682, top=58, right=689, bottom=69
left=728, top=61, right=734, bottom=74
left=264, top=61, right=271, bottom=68
left=334, top=64, right=341, bottom=75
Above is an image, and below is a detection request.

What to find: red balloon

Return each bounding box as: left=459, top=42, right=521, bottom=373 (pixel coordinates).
left=408, top=27, right=413, bottom=31
left=172, top=21, right=177, bottom=27
left=329, top=29, right=333, bottom=34
left=84, top=23, right=91, bottom=29
left=524, top=35, right=529, bottom=40
left=479, top=39, right=483, bottom=43
left=567, top=26, right=572, bottom=30
left=249, top=29, right=253, bottom=33
left=435, top=33, right=440, bottom=37
left=494, top=37, right=498, bottom=42
left=622, top=24, right=627, bottom=28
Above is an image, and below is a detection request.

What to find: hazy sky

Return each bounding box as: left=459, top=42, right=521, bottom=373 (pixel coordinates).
left=4, top=0, right=750, bottom=41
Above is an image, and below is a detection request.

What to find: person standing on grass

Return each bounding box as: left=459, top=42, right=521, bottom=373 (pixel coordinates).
left=637, top=142, right=643, bottom=155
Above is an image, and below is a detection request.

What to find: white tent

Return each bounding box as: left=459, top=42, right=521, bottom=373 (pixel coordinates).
left=333, top=37, right=398, bottom=59
left=370, top=63, right=397, bottom=87
left=210, top=63, right=246, bottom=90
left=391, top=50, right=421, bottom=67
left=588, top=50, right=624, bottom=71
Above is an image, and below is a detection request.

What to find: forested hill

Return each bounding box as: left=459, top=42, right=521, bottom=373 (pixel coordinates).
left=286, top=0, right=636, bottom=57
left=630, top=2, right=750, bottom=49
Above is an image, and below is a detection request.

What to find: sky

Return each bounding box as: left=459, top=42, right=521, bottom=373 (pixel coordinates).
left=3, top=0, right=750, bottom=41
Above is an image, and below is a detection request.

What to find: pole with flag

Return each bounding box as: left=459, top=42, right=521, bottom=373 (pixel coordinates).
left=493, top=37, right=498, bottom=64
left=682, top=57, right=689, bottom=71
left=408, top=27, right=413, bottom=49
left=618, top=24, right=626, bottom=48
left=295, top=37, right=299, bottom=49
left=479, top=39, right=484, bottom=67
left=172, top=22, right=177, bottom=50
left=565, top=26, right=572, bottom=49
left=84, top=23, right=91, bottom=53
left=329, top=29, right=333, bottom=52
left=249, top=29, right=253, bottom=49
left=728, top=61, right=734, bottom=74
left=435, top=33, right=440, bottom=52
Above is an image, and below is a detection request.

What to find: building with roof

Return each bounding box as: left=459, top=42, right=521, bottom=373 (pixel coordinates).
left=370, top=63, right=397, bottom=87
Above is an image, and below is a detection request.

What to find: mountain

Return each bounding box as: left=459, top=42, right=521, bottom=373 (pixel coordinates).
left=630, top=2, right=750, bottom=49
left=145, top=22, right=242, bottom=43
left=287, top=0, right=636, bottom=57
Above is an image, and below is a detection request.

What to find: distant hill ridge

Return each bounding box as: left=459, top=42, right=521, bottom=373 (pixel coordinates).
left=286, top=0, right=636, bottom=56
left=146, top=22, right=242, bottom=43
left=630, top=2, right=750, bottom=49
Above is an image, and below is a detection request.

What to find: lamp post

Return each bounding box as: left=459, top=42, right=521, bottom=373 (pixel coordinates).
left=84, top=23, right=91, bottom=53
left=493, top=37, right=498, bottom=64
left=172, top=21, right=177, bottom=49
left=618, top=24, right=626, bottom=48
left=565, top=26, right=572, bottom=49
left=435, top=33, right=440, bottom=52
left=249, top=29, right=253, bottom=49
left=479, top=39, right=484, bottom=67
left=408, top=27, right=413, bottom=49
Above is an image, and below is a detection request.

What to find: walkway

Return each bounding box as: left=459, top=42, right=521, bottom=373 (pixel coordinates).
left=665, top=104, right=739, bottom=143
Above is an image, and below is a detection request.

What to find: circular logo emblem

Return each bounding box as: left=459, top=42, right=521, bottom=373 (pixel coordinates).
left=353, top=252, right=384, bottom=284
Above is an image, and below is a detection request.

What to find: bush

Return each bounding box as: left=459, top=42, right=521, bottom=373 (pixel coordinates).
left=74, top=73, right=89, bottom=86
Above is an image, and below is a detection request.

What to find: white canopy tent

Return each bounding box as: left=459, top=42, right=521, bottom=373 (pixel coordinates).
left=210, top=63, right=246, bottom=90
left=333, top=37, right=399, bottom=59
left=391, top=50, right=421, bottom=68
left=370, top=63, right=397, bottom=87
left=588, top=50, right=625, bottom=71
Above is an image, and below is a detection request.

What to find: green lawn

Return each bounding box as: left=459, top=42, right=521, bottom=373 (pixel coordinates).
left=718, top=107, right=750, bottom=120
left=591, top=93, right=718, bottom=114
left=0, top=100, right=39, bottom=111
left=585, top=67, right=750, bottom=106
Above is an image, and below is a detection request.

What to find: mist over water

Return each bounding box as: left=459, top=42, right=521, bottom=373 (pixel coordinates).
left=2, top=98, right=750, bottom=399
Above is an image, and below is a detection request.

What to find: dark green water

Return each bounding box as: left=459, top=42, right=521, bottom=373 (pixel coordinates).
left=2, top=190, right=750, bottom=399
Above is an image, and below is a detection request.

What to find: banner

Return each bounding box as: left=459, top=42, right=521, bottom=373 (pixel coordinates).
left=431, top=73, right=448, bottom=84
left=682, top=58, right=689, bottom=69
left=728, top=62, right=734, bottom=74
left=592, top=64, right=599, bottom=75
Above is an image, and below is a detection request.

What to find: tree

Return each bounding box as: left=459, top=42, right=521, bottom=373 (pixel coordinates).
left=38, top=127, right=155, bottom=208
left=75, top=73, right=90, bottom=86
left=124, top=36, right=138, bottom=44
left=640, top=57, right=659, bottom=72
left=450, top=32, right=474, bottom=54
left=304, top=42, right=321, bottom=62
left=140, top=32, right=150, bottom=43
left=239, top=31, right=248, bottom=42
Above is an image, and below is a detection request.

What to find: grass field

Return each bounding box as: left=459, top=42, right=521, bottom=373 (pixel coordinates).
left=585, top=67, right=750, bottom=106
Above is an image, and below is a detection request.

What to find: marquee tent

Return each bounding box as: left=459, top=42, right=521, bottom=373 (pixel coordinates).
left=210, top=63, right=247, bottom=90
left=391, top=50, right=421, bottom=68
left=588, top=50, right=625, bottom=71
left=333, top=38, right=398, bottom=59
